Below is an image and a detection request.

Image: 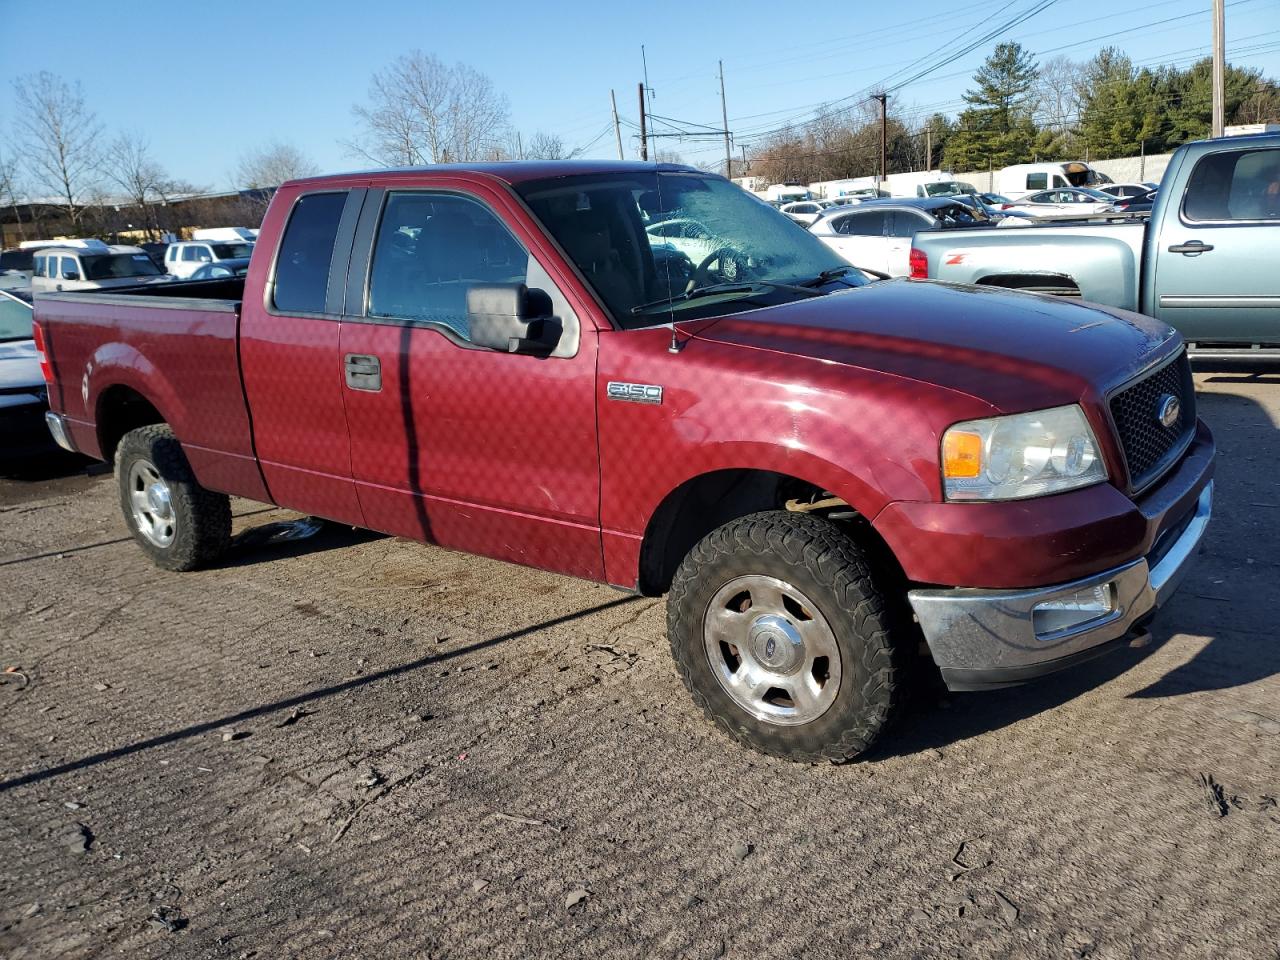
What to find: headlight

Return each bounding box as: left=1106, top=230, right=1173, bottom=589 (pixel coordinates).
left=941, top=404, right=1107, bottom=501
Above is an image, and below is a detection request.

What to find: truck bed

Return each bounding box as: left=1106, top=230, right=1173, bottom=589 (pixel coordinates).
left=913, top=220, right=1147, bottom=307
left=34, top=276, right=266, bottom=500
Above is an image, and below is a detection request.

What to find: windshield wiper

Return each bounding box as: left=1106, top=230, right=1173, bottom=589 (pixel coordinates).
left=630, top=280, right=821, bottom=315
left=799, top=265, right=859, bottom=287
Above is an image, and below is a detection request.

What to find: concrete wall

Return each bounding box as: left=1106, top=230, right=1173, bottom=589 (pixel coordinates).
left=951, top=153, right=1175, bottom=191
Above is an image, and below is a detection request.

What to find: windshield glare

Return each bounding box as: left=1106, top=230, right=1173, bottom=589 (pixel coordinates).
left=82, top=254, right=163, bottom=280
left=0, top=294, right=33, bottom=341
left=517, top=171, right=863, bottom=327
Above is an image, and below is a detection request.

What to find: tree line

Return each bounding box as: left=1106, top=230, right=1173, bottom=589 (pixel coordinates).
left=747, top=42, right=1280, bottom=185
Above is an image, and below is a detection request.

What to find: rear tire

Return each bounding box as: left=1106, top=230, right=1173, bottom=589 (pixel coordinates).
left=115, top=425, right=231, bottom=571
left=667, top=511, right=904, bottom=762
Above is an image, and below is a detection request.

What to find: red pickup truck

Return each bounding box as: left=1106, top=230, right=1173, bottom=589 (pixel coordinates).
left=33, top=162, right=1214, bottom=761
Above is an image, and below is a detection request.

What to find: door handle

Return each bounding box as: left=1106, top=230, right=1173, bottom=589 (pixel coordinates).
left=1168, top=241, right=1214, bottom=255
left=344, top=353, right=381, bottom=391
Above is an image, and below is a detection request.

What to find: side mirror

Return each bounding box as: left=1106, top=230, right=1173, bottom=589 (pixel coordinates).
left=467, top=283, right=558, bottom=355
left=62, top=268, right=80, bottom=281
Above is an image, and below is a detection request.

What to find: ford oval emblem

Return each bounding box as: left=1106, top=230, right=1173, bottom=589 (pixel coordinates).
left=1157, top=394, right=1181, bottom=429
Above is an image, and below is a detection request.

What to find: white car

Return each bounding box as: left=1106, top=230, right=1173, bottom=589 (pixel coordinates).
left=779, top=201, right=825, bottom=226
left=1096, top=182, right=1159, bottom=200
left=809, top=199, right=993, bottom=277
left=1004, top=188, right=1120, bottom=218
left=164, top=240, right=255, bottom=279
left=30, top=243, right=173, bottom=293
left=645, top=218, right=723, bottom=268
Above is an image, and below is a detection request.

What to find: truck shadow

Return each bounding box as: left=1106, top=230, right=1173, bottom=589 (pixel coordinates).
left=0, top=594, right=642, bottom=794
left=216, top=517, right=386, bottom=569
left=878, top=371, right=1280, bottom=756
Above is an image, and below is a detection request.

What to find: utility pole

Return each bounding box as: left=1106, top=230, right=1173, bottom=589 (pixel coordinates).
left=638, top=83, right=649, bottom=161
left=925, top=126, right=932, bottom=171
left=719, top=60, right=732, bottom=177
left=1212, top=0, right=1226, bottom=137
left=873, top=93, right=888, bottom=186
left=610, top=90, right=624, bottom=160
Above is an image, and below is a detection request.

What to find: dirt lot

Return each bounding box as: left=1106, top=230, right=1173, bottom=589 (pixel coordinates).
left=1, top=365, right=1278, bottom=960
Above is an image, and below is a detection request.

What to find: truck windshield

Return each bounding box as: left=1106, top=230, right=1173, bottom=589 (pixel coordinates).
left=210, top=243, right=253, bottom=259
left=516, top=171, right=863, bottom=328
left=81, top=254, right=163, bottom=280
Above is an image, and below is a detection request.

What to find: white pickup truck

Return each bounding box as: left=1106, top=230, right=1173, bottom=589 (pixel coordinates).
left=910, top=134, right=1280, bottom=356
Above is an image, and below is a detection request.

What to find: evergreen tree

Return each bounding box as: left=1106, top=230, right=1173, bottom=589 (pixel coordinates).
left=943, top=43, right=1040, bottom=170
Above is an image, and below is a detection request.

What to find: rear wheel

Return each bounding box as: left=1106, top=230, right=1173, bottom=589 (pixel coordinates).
left=115, top=425, right=231, bottom=571
left=667, top=511, right=905, bottom=762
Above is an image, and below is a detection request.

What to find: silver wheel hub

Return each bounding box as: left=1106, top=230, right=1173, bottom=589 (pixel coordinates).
left=128, top=459, right=176, bottom=548
left=703, top=575, right=842, bottom=727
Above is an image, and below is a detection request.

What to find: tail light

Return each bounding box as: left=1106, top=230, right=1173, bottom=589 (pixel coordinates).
left=1000, top=203, right=1013, bottom=210
left=31, top=320, right=53, bottom=384
left=909, top=247, right=928, bottom=279
left=1114, top=203, right=1129, bottom=211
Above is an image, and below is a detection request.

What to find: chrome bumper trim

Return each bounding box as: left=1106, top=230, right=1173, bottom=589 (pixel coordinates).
left=908, top=480, right=1212, bottom=680
left=44, top=411, right=77, bottom=453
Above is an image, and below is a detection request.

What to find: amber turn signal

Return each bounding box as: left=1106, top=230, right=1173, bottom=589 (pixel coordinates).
left=942, top=431, right=982, bottom=478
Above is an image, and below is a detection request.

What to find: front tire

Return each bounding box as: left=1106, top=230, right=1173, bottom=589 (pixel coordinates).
left=115, top=425, right=231, bottom=571
left=667, top=511, right=904, bottom=762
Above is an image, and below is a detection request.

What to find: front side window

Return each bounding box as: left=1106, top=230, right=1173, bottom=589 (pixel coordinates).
left=1183, top=148, right=1280, bottom=222
left=61, top=257, right=81, bottom=279
left=272, top=191, right=348, bottom=314
left=182, top=246, right=200, bottom=262
left=367, top=191, right=532, bottom=339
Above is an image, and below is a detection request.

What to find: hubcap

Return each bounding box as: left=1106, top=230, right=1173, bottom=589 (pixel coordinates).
left=702, top=575, right=842, bottom=726
left=127, top=459, right=176, bottom=548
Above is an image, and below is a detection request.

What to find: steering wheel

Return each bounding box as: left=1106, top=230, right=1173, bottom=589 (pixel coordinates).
left=693, top=247, right=750, bottom=287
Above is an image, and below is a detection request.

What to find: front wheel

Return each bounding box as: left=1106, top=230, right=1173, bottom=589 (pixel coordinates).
left=667, top=511, right=905, bottom=762
left=116, top=424, right=231, bottom=571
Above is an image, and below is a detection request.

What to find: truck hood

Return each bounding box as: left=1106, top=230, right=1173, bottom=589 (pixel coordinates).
left=686, top=279, right=1179, bottom=413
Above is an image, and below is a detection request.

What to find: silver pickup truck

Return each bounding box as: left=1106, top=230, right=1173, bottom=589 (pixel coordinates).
left=911, top=133, right=1280, bottom=357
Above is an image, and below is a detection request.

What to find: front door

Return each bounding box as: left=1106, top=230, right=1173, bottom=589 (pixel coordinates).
left=338, top=185, right=603, bottom=580
left=240, top=185, right=368, bottom=525
left=1150, top=145, right=1280, bottom=344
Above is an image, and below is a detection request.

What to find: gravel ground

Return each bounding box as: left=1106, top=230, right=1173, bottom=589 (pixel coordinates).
left=1, top=366, right=1278, bottom=960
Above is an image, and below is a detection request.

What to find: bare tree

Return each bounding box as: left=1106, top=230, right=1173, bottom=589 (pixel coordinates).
left=1035, top=55, right=1085, bottom=148
left=12, top=72, right=103, bottom=230
left=235, top=141, right=320, bottom=190
left=347, top=51, right=511, bottom=166
left=0, top=149, right=28, bottom=243
left=103, top=132, right=178, bottom=240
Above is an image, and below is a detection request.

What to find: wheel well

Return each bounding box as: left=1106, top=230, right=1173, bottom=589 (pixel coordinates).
left=975, top=273, right=1081, bottom=297
left=96, top=386, right=165, bottom=464
left=637, top=469, right=898, bottom=596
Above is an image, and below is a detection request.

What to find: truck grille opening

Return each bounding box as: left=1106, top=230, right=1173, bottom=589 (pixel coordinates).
left=1109, top=352, right=1195, bottom=493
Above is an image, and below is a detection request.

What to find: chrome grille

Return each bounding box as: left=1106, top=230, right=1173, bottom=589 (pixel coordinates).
left=1109, top=352, right=1195, bottom=492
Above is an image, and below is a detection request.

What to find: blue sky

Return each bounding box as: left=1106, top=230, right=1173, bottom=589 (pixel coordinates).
left=1, top=0, right=1278, bottom=188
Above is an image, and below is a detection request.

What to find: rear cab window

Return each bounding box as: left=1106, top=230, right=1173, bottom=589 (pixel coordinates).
left=271, top=191, right=350, bottom=314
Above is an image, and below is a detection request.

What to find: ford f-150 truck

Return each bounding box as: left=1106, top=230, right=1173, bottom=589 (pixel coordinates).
left=911, top=133, right=1280, bottom=357
left=32, top=161, right=1215, bottom=762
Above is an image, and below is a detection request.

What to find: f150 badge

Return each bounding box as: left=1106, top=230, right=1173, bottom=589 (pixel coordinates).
left=607, top=381, right=663, bottom=405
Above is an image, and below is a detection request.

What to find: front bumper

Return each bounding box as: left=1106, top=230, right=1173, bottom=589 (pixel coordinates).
left=909, top=479, right=1213, bottom=691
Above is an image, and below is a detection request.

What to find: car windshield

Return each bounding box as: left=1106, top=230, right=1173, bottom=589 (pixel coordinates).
left=211, top=243, right=253, bottom=259
left=81, top=253, right=163, bottom=280
left=516, top=170, right=862, bottom=327
left=0, top=293, right=33, bottom=341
